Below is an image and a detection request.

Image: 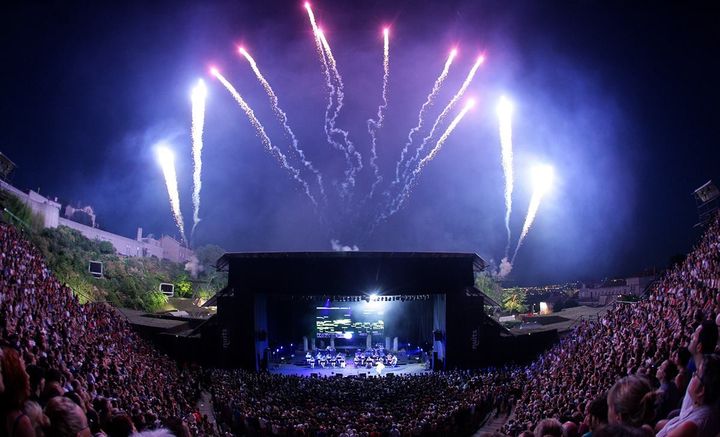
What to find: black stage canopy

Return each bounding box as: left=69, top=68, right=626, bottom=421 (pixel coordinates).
left=215, top=251, right=486, bottom=297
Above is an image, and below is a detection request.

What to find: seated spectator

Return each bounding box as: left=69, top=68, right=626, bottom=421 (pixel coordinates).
left=1, top=347, right=34, bottom=437
left=607, top=375, right=656, bottom=428
left=593, top=423, right=653, bottom=437
left=562, top=421, right=578, bottom=437
left=533, top=418, right=563, bottom=437
left=582, top=395, right=608, bottom=437
left=23, top=400, right=49, bottom=437
left=44, top=396, right=90, bottom=437
left=104, top=414, right=135, bottom=437
left=655, top=359, right=681, bottom=420
left=656, top=354, right=720, bottom=437
left=673, top=348, right=692, bottom=398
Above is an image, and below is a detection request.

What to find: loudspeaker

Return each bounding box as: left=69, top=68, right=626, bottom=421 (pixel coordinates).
left=433, top=352, right=441, bottom=372
left=433, top=330, right=444, bottom=341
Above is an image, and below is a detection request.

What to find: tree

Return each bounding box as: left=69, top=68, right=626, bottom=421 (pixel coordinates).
left=144, top=291, right=169, bottom=312
left=474, top=273, right=504, bottom=305
left=175, top=274, right=193, bottom=298
left=502, top=287, right=527, bottom=314
left=195, top=244, right=226, bottom=271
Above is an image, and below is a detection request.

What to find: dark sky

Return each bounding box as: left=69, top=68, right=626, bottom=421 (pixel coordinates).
left=2, top=1, right=719, bottom=285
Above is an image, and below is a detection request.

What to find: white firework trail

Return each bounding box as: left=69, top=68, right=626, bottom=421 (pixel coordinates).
left=304, top=2, right=325, bottom=62
left=239, top=47, right=327, bottom=203
left=304, top=3, right=341, bottom=161
left=383, top=98, right=475, bottom=220
left=212, top=69, right=318, bottom=207
left=511, top=164, right=554, bottom=264
left=367, top=28, right=390, bottom=198
left=304, top=6, right=347, bottom=169
left=319, top=30, right=363, bottom=193
left=157, top=145, right=188, bottom=244
left=497, top=96, right=514, bottom=259
left=190, top=79, right=207, bottom=240
left=402, top=55, right=484, bottom=184
left=394, top=48, right=457, bottom=185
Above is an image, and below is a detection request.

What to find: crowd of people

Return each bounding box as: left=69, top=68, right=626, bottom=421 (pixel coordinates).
left=2, top=207, right=720, bottom=436
left=0, top=222, right=212, bottom=436
left=496, top=213, right=720, bottom=436
left=208, top=368, right=514, bottom=436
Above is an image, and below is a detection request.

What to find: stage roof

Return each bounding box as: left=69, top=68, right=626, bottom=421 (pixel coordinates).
left=214, top=251, right=486, bottom=298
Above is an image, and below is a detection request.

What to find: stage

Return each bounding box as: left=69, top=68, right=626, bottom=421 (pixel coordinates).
left=268, top=362, right=431, bottom=377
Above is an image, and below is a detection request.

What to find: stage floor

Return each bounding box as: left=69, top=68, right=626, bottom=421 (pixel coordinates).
left=268, top=362, right=431, bottom=377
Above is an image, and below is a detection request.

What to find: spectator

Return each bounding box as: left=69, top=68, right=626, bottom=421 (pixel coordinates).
left=582, top=395, right=608, bottom=437
left=656, top=354, right=720, bottom=437
left=655, top=359, right=681, bottom=420
left=533, top=418, right=563, bottom=437
left=44, top=396, right=90, bottom=437
left=0, top=347, right=34, bottom=437
left=607, top=375, right=656, bottom=428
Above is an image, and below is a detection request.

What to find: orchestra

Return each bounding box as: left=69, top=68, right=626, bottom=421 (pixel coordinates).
left=304, top=345, right=398, bottom=371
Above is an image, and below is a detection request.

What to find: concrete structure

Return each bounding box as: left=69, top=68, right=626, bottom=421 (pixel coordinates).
left=1, top=180, right=61, bottom=228
left=1, top=180, right=192, bottom=263
left=578, top=276, right=655, bottom=303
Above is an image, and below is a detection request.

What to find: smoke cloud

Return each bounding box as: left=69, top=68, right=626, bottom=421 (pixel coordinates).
left=331, top=239, right=359, bottom=252
left=184, top=254, right=203, bottom=278
left=497, top=257, right=513, bottom=278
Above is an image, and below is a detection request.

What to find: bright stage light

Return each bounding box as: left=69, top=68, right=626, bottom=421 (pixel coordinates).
left=209, top=66, right=219, bottom=76
left=343, top=332, right=353, bottom=339
left=369, top=293, right=378, bottom=302
left=450, top=48, right=458, bottom=57
left=539, top=302, right=551, bottom=314
left=383, top=27, right=389, bottom=37
left=532, top=164, right=555, bottom=195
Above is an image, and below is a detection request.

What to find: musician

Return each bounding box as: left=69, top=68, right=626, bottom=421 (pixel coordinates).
left=387, top=353, right=397, bottom=367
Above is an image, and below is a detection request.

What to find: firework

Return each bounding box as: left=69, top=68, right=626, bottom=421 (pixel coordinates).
left=318, top=30, right=363, bottom=194
left=190, top=79, right=207, bottom=240
left=367, top=27, right=391, bottom=198
left=512, top=164, right=554, bottom=263
left=211, top=69, right=318, bottom=207
left=497, top=95, right=515, bottom=258
left=402, top=54, right=485, bottom=183
left=156, top=145, right=187, bottom=244
left=394, top=48, right=457, bottom=185
left=238, top=47, right=326, bottom=203
left=385, top=98, right=476, bottom=218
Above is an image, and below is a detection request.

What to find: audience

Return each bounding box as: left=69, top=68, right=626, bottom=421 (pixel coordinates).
left=0, top=223, right=208, bottom=436
left=208, top=367, right=506, bottom=436
left=1, top=206, right=720, bottom=436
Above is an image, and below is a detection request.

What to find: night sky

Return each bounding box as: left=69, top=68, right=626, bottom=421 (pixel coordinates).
left=2, top=1, right=719, bottom=285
